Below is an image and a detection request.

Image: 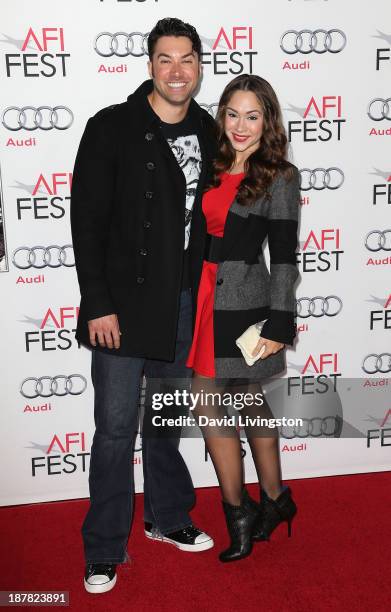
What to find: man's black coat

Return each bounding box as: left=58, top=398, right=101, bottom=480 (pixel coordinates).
left=70, top=79, right=216, bottom=360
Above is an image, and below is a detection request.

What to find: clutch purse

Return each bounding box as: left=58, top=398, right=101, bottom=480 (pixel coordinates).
left=235, top=321, right=266, bottom=366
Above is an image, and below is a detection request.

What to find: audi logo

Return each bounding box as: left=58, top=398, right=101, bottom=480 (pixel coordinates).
left=364, top=230, right=391, bottom=252
left=94, top=32, right=149, bottom=57
left=296, top=296, right=343, bottom=318
left=299, top=168, right=344, bottom=191
left=2, top=106, right=74, bottom=131
left=367, top=98, right=391, bottom=121
left=280, top=29, right=347, bottom=54
left=280, top=416, right=342, bottom=439
left=20, top=375, right=87, bottom=399
left=199, top=103, right=219, bottom=119
left=362, top=354, right=391, bottom=375
left=12, top=245, right=75, bottom=269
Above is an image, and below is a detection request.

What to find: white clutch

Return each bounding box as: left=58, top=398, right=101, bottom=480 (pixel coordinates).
left=235, top=321, right=266, bottom=366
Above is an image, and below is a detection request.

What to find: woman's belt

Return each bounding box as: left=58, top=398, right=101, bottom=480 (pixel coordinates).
left=204, top=233, right=223, bottom=264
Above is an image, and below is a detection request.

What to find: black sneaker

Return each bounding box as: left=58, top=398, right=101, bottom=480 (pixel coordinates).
left=144, top=522, right=214, bottom=552
left=84, top=563, right=117, bottom=594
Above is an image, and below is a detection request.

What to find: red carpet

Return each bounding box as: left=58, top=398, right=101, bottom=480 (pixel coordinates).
left=1, top=472, right=390, bottom=611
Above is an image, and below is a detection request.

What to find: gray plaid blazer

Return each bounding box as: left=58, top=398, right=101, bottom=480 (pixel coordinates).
left=212, top=164, right=300, bottom=380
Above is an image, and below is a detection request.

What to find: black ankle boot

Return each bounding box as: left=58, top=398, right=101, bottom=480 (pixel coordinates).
left=219, top=489, right=259, bottom=562
left=252, top=486, right=297, bottom=542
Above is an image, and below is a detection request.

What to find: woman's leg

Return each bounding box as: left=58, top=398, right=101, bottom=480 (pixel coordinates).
left=191, top=377, right=283, bottom=501
left=241, top=383, right=283, bottom=500
left=191, top=374, right=260, bottom=561
left=191, top=374, right=243, bottom=505
left=248, top=436, right=282, bottom=500
left=241, top=382, right=297, bottom=539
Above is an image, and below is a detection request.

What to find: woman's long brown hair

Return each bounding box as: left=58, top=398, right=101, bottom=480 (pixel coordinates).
left=207, top=74, right=293, bottom=206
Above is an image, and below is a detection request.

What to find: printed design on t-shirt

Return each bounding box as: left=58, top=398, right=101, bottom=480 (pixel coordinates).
left=166, top=134, right=201, bottom=250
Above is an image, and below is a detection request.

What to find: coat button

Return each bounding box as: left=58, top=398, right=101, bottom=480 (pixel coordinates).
left=146, top=161, right=155, bottom=171
left=144, top=191, right=153, bottom=199
left=145, top=132, right=154, bottom=141
left=136, top=276, right=144, bottom=284
left=139, top=248, right=148, bottom=256
left=143, top=221, right=152, bottom=229
left=216, top=278, right=224, bottom=285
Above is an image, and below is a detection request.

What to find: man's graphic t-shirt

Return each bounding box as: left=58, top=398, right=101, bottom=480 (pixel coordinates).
left=160, top=115, right=202, bottom=288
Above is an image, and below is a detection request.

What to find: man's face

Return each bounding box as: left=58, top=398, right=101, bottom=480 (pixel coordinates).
left=148, top=35, right=201, bottom=106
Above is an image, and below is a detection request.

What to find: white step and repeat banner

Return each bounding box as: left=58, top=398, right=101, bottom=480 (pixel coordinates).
left=0, top=0, right=390, bottom=506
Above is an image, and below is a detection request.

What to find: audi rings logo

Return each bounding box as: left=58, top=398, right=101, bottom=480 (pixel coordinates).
left=300, top=168, right=344, bottom=191
left=199, top=103, right=219, bottom=119
left=94, top=32, right=149, bottom=57
left=367, top=98, right=391, bottom=121
left=296, top=296, right=343, bottom=318
left=20, top=375, right=87, bottom=398
left=12, top=245, right=75, bottom=269
left=280, top=416, right=342, bottom=439
left=280, top=29, right=347, bottom=54
left=2, top=106, right=74, bottom=131
left=362, top=354, right=391, bottom=374
left=364, top=230, right=391, bottom=252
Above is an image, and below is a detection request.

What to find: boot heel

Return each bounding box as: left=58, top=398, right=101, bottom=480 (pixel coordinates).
left=254, top=486, right=297, bottom=542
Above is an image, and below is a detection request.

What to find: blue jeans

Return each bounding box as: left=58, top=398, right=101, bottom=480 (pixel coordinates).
left=82, top=289, right=195, bottom=564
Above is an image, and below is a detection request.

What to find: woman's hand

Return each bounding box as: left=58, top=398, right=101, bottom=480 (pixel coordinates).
left=252, top=336, right=285, bottom=359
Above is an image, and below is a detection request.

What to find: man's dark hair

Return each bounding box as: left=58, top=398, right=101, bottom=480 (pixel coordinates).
left=147, top=17, right=202, bottom=60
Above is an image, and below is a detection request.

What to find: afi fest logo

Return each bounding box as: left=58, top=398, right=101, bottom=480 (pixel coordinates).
left=370, top=168, right=391, bottom=205
left=200, top=27, right=257, bottom=75
left=297, top=228, right=343, bottom=273
left=30, top=432, right=89, bottom=476
left=285, top=96, right=345, bottom=142
left=14, top=172, right=72, bottom=221
left=288, top=353, right=341, bottom=395
left=373, top=30, right=391, bottom=70
left=2, top=27, right=70, bottom=77
left=366, top=409, right=391, bottom=448
left=22, top=306, right=81, bottom=352
left=280, top=28, right=346, bottom=71
left=366, top=293, right=391, bottom=330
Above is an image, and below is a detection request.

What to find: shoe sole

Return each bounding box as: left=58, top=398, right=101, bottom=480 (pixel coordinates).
left=84, top=573, right=117, bottom=594
left=253, top=535, right=269, bottom=542
left=219, top=548, right=253, bottom=563
left=144, top=531, right=214, bottom=552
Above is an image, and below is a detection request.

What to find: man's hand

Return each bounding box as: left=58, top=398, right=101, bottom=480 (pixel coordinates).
left=88, top=314, right=121, bottom=349
left=252, top=336, right=285, bottom=359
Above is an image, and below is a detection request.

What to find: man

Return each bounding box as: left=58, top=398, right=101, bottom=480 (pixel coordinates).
left=71, top=18, right=216, bottom=594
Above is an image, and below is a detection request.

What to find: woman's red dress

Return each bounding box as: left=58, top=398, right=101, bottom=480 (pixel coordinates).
left=186, top=172, right=245, bottom=377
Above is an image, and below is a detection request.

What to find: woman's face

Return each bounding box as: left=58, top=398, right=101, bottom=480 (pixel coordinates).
left=223, top=90, right=264, bottom=156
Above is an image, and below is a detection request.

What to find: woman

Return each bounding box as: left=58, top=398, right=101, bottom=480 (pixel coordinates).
left=186, top=74, right=300, bottom=562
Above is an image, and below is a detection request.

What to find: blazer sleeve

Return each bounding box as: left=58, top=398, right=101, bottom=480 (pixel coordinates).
left=260, top=166, right=300, bottom=345
left=70, top=114, right=116, bottom=321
